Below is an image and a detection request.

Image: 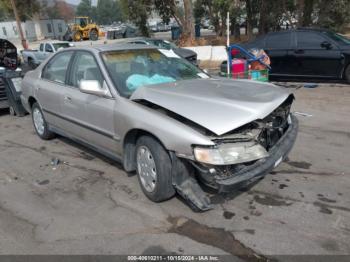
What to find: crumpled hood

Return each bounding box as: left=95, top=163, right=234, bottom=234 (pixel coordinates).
left=130, top=78, right=292, bottom=136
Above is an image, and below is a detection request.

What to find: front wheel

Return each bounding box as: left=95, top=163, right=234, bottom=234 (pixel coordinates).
left=135, top=136, right=175, bottom=202
left=73, top=31, right=82, bottom=41
left=89, top=29, right=98, bottom=41
left=32, top=102, right=55, bottom=140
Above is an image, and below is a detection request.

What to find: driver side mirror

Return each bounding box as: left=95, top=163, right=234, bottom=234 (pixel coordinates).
left=79, top=80, right=111, bottom=97
left=321, top=41, right=332, bottom=49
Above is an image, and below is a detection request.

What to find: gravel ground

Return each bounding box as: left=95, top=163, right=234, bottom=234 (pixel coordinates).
left=0, top=82, right=349, bottom=260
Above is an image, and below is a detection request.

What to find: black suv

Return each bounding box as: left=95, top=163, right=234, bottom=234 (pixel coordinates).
left=228, top=28, right=350, bottom=82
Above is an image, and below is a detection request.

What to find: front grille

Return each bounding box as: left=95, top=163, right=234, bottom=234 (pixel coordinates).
left=257, top=96, right=293, bottom=150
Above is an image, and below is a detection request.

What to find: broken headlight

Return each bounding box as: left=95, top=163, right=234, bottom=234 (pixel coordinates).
left=193, top=142, right=269, bottom=165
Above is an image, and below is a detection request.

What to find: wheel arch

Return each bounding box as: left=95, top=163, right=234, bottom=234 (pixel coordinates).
left=341, top=53, right=350, bottom=79
left=28, top=96, right=37, bottom=109
left=122, top=128, right=169, bottom=172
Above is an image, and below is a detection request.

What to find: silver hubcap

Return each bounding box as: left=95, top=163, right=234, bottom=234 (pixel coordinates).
left=137, top=146, right=157, bottom=193
left=33, top=108, right=45, bottom=135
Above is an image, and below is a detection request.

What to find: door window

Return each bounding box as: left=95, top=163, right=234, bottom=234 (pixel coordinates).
left=297, top=32, right=327, bottom=49
left=266, top=32, right=291, bottom=49
left=45, top=44, right=53, bottom=53
left=69, top=51, right=104, bottom=88
left=47, top=23, right=52, bottom=33
left=42, top=51, right=73, bottom=84
left=39, top=44, right=44, bottom=51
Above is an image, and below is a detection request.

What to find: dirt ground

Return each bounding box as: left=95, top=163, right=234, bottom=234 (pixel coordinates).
left=0, top=82, right=349, bottom=260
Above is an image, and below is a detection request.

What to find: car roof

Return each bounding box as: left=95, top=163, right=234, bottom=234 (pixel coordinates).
left=266, top=27, right=331, bottom=35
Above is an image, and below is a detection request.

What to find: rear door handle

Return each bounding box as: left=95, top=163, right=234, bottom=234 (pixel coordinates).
left=64, top=95, right=72, bottom=101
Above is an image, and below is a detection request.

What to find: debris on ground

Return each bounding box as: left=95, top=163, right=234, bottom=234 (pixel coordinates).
left=36, top=179, right=50, bottom=186
left=294, top=111, right=313, bottom=117
left=50, top=157, right=60, bottom=170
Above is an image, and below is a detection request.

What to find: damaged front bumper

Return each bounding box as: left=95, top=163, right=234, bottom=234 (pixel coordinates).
left=171, top=115, right=298, bottom=211
left=200, top=114, right=299, bottom=192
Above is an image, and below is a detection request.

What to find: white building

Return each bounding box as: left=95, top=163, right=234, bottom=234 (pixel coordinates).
left=0, top=19, right=67, bottom=43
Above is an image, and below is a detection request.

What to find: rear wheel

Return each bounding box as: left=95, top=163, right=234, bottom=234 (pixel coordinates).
left=89, top=29, right=98, bottom=41
left=135, top=136, right=175, bottom=202
left=345, top=64, right=350, bottom=83
left=32, top=102, right=55, bottom=140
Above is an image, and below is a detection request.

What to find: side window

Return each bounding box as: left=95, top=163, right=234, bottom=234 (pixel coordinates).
left=297, top=32, right=326, bottom=49
left=45, top=44, right=53, bottom=53
left=266, top=32, right=291, bottom=49
left=42, top=51, right=73, bottom=84
left=47, top=23, right=52, bottom=33
left=39, top=44, right=44, bottom=52
left=69, top=52, right=104, bottom=88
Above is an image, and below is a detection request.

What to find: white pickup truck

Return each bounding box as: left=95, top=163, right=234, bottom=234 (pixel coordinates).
left=21, top=41, right=72, bottom=68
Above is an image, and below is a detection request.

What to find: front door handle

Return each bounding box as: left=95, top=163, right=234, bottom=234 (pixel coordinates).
left=64, top=96, right=72, bottom=101
left=294, top=49, right=304, bottom=54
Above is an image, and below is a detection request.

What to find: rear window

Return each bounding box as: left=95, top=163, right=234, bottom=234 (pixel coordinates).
left=266, top=32, right=291, bottom=49
left=53, top=43, right=71, bottom=50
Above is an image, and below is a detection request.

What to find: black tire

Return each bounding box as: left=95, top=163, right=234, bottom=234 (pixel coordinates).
left=28, top=58, right=36, bottom=69
left=345, top=64, right=350, bottom=83
left=135, top=136, right=175, bottom=202
left=89, top=29, right=98, bottom=41
left=31, top=102, right=55, bottom=140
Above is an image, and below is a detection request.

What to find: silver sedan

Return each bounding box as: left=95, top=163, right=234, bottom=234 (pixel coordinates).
left=21, top=44, right=298, bottom=211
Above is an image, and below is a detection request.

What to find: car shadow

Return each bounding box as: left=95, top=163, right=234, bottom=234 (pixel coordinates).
left=0, top=108, right=9, bottom=116
left=203, top=178, right=263, bottom=205
left=56, top=135, right=265, bottom=210
left=175, top=176, right=264, bottom=211
left=56, top=136, right=125, bottom=171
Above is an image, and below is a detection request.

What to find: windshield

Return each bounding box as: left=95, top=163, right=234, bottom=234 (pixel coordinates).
left=102, top=48, right=207, bottom=97
left=323, top=31, right=350, bottom=45
left=53, top=43, right=70, bottom=50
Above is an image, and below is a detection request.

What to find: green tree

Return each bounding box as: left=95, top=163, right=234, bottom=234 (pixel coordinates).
left=121, top=0, right=152, bottom=36
left=0, top=0, right=40, bottom=21
left=76, top=0, right=93, bottom=17
left=96, top=0, right=123, bottom=25
left=43, top=0, right=75, bottom=21
left=122, top=0, right=196, bottom=41
left=316, top=0, right=350, bottom=32
left=194, top=0, right=240, bottom=37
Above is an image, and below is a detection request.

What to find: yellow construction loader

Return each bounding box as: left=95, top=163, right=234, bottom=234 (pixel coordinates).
left=64, top=17, right=99, bottom=41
